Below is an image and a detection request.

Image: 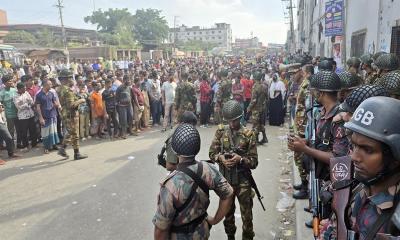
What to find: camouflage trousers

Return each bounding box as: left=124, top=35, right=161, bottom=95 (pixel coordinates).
left=224, top=182, right=255, bottom=240
left=213, top=105, right=222, bottom=125
left=251, top=110, right=265, bottom=138
left=61, top=116, right=79, bottom=149
left=294, top=151, right=308, bottom=182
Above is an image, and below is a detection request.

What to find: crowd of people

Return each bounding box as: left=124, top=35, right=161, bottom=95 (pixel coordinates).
left=2, top=50, right=400, bottom=239
left=0, top=55, right=293, bottom=165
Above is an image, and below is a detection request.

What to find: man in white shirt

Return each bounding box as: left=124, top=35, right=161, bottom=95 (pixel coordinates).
left=161, top=72, right=177, bottom=131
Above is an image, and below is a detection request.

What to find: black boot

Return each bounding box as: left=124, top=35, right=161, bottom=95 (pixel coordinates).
left=293, top=180, right=308, bottom=190
left=305, top=219, right=313, bottom=229
left=293, top=188, right=309, bottom=199
left=57, top=146, right=69, bottom=158
left=227, top=235, right=235, bottom=240
left=261, top=130, right=268, bottom=143
left=74, top=149, right=88, bottom=160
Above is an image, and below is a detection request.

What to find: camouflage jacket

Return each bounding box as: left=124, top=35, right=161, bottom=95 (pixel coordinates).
left=216, top=78, right=232, bottom=105
left=153, top=160, right=233, bottom=240
left=175, top=81, right=196, bottom=110
left=365, top=71, right=379, bottom=85
left=58, top=85, right=79, bottom=119
left=294, top=78, right=310, bottom=137
left=209, top=125, right=258, bottom=170
left=247, top=81, right=267, bottom=112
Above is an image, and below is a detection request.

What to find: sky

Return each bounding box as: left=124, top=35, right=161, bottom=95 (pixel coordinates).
left=3, top=0, right=288, bottom=45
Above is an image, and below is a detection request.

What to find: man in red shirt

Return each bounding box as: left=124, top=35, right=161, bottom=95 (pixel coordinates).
left=132, top=76, right=145, bottom=134
left=241, top=72, right=253, bottom=122
left=21, top=75, right=39, bottom=99
left=199, top=74, right=211, bottom=127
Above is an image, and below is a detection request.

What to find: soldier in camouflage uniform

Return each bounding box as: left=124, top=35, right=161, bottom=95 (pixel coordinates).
left=374, top=53, right=400, bottom=78
left=360, top=54, right=378, bottom=84
left=209, top=100, right=258, bottom=240
left=216, top=69, right=232, bottom=119
left=57, top=70, right=87, bottom=160
left=376, top=70, right=400, bottom=100
left=246, top=71, right=268, bottom=144
left=292, top=64, right=313, bottom=199
left=175, top=72, right=197, bottom=122
left=153, top=124, right=234, bottom=240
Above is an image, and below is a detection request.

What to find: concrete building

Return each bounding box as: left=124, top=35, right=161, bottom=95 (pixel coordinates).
left=0, top=9, right=8, bottom=43
left=292, top=0, right=400, bottom=68
left=168, top=23, right=232, bottom=51
left=233, top=37, right=261, bottom=49
left=0, top=24, right=97, bottom=44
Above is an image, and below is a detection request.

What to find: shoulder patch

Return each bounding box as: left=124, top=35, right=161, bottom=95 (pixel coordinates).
left=242, top=127, right=254, bottom=137
left=218, top=124, right=226, bottom=130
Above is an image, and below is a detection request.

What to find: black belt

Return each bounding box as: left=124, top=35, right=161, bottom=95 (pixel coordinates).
left=170, top=213, right=208, bottom=233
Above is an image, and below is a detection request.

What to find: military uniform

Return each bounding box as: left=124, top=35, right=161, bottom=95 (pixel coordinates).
left=209, top=124, right=258, bottom=240
left=153, top=161, right=233, bottom=240
left=216, top=78, right=232, bottom=110
left=58, top=85, right=80, bottom=150
left=293, top=77, right=309, bottom=182
left=247, top=78, right=267, bottom=143
left=175, top=81, right=196, bottom=122
left=365, top=71, right=379, bottom=85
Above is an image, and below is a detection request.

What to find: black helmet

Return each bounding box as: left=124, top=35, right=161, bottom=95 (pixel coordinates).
left=219, top=68, right=229, bottom=78
left=180, top=111, right=198, bottom=125
left=58, top=69, right=73, bottom=79
left=171, top=124, right=201, bottom=157
left=340, top=85, right=389, bottom=113
left=338, top=71, right=362, bottom=90
left=318, top=59, right=334, bottom=71
left=376, top=70, right=400, bottom=96
left=346, top=57, right=361, bottom=69
left=345, top=96, right=400, bottom=161
left=253, top=71, right=263, bottom=81
left=360, top=54, right=373, bottom=66
left=222, top=100, right=243, bottom=121
left=374, top=53, right=400, bottom=71
left=310, top=71, right=341, bottom=92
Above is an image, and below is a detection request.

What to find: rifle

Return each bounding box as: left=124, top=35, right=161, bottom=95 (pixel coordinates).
left=307, top=91, right=320, bottom=239
left=228, top=148, right=266, bottom=211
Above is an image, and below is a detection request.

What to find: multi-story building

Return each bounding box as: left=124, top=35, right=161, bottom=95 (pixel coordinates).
left=233, top=37, right=261, bottom=49
left=0, top=24, right=97, bottom=44
left=168, top=23, right=232, bottom=51
left=0, top=9, right=8, bottom=43
left=292, top=0, right=400, bottom=67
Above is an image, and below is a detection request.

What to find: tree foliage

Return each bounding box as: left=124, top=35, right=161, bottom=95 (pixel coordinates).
left=4, top=31, right=37, bottom=44
left=180, top=40, right=218, bottom=51
left=36, top=28, right=63, bottom=48
left=84, top=8, right=169, bottom=47
left=84, top=8, right=134, bottom=33
left=132, top=9, right=169, bottom=43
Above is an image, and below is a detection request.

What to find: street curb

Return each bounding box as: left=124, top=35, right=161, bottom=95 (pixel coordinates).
left=292, top=160, right=313, bottom=240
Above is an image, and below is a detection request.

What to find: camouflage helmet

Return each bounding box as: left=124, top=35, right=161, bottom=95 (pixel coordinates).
left=344, top=96, right=400, bottom=161
left=309, top=74, right=318, bottom=89
left=222, top=100, right=243, bottom=121
left=340, top=85, right=389, bottom=113
left=360, top=54, right=374, bottom=66
left=58, top=69, right=73, bottom=79
left=171, top=124, right=201, bottom=157
left=372, top=51, right=387, bottom=61
left=310, top=71, right=341, bottom=92
left=374, top=53, right=400, bottom=71
left=253, top=71, right=263, bottom=81
left=338, top=71, right=362, bottom=90
left=346, top=57, right=362, bottom=69
left=318, top=60, right=333, bottom=72
left=376, top=70, right=400, bottom=96
left=219, top=68, right=229, bottom=78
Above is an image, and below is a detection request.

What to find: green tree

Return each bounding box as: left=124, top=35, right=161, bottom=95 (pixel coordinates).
left=4, top=31, right=37, bottom=44
left=36, top=28, right=62, bottom=48
left=133, top=9, right=168, bottom=44
left=84, top=8, right=134, bottom=33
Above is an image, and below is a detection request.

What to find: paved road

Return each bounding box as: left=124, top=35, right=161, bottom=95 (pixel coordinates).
left=0, top=125, right=291, bottom=240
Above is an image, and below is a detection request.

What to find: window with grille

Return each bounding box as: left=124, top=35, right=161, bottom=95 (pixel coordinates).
left=391, top=26, right=400, bottom=58
left=351, top=31, right=366, bottom=57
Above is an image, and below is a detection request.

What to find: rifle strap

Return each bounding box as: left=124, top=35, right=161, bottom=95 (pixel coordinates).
left=332, top=179, right=354, bottom=190
left=365, top=190, right=400, bottom=240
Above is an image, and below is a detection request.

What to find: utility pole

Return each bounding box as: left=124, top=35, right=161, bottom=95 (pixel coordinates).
left=173, top=16, right=178, bottom=51
left=55, top=0, right=69, bottom=63
left=282, top=0, right=296, bottom=53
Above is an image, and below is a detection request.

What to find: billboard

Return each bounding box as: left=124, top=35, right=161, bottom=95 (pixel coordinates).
left=325, top=0, right=344, bottom=36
